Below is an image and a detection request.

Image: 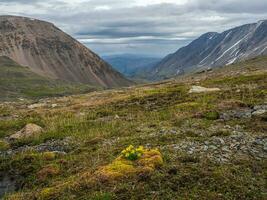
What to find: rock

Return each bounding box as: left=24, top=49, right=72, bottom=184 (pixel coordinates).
left=27, top=103, right=46, bottom=109
left=253, top=105, right=267, bottom=110
left=213, top=137, right=225, bottom=145
left=189, top=86, right=221, bottom=93
left=51, top=104, right=58, bottom=108
left=263, top=143, right=267, bottom=152
left=252, top=109, right=266, bottom=116
left=9, top=123, right=43, bottom=140
left=0, top=174, right=16, bottom=198
left=220, top=109, right=252, bottom=120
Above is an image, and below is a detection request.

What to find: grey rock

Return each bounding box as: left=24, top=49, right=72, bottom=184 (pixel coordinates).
left=253, top=105, right=267, bottom=110
left=0, top=174, right=16, bottom=198
left=252, top=109, right=266, bottom=116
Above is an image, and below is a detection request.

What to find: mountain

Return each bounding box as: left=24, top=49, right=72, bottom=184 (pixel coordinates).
left=0, top=56, right=95, bottom=100
left=151, top=20, right=267, bottom=80
left=102, top=54, right=161, bottom=78
left=0, top=16, right=132, bottom=88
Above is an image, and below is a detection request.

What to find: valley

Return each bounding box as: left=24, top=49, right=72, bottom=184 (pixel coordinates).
left=0, top=4, right=266, bottom=200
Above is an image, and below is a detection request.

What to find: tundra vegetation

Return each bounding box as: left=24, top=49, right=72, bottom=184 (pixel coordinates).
left=0, top=56, right=266, bottom=199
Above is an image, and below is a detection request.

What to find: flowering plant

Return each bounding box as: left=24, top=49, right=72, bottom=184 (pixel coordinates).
left=121, top=145, right=144, bottom=161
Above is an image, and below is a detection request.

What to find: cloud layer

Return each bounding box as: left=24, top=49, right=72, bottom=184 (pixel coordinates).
left=1, top=0, right=267, bottom=56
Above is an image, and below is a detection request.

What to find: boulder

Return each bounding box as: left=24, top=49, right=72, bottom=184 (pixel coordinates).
left=189, top=86, right=221, bottom=93
left=9, top=123, right=43, bottom=140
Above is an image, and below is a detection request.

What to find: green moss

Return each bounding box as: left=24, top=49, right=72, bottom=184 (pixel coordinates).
left=204, top=111, right=220, bottom=120
left=0, top=139, right=10, bottom=151
left=210, top=130, right=231, bottom=137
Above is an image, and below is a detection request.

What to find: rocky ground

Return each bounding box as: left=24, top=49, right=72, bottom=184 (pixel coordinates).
left=0, top=58, right=266, bottom=199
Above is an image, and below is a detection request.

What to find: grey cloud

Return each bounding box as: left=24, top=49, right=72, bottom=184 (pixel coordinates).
left=188, top=0, right=267, bottom=14
left=0, top=0, right=266, bottom=56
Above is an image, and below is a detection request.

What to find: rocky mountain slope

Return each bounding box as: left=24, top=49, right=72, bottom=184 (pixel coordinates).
left=0, top=56, right=95, bottom=100
left=151, top=20, right=267, bottom=80
left=0, top=56, right=266, bottom=199
left=0, top=16, right=132, bottom=88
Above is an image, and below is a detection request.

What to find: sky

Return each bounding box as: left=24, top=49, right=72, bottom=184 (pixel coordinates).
left=1, top=0, right=267, bottom=57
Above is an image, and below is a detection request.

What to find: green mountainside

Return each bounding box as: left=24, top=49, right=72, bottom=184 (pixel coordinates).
left=0, top=56, right=97, bottom=101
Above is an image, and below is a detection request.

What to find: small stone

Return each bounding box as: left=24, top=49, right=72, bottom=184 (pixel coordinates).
left=218, top=138, right=225, bottom=145
left=209, top=145, right=217, bottom=150
left=252, top=109, right=266, bottom=116
left=51, top=104, right=58, bottom=108
left=203, top=145, right=208, bottom=151
left=253, top=105, right=267, bottom=110
left=254, top=139, right=263, bottom=145
left=27, top=103, right=46, bottom=109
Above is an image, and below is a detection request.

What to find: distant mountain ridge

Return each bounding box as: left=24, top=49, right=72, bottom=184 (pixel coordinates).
left=0, top=15, right=132, bottom=88
left=151, top=20, right=267, bottom=80
left=102, top=54, right=161, bottom=78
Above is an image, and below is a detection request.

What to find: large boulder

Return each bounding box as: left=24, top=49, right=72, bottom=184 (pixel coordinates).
left=189, top=86, right=221, bottom=93
left=9, top=123, right=43, bottom=140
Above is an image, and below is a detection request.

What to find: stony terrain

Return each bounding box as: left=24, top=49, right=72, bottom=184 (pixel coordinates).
left=0, top=16, right=132, bottom=88
left=0, top=56, right=266, bottom=199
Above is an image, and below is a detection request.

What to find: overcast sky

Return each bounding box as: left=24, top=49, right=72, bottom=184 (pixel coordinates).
left=1, top=0, right=267, bottom=56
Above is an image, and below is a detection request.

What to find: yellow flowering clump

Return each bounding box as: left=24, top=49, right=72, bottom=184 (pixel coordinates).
left=121, top=145, right=144, bottom=161
left=95, top=145, right=163, bottom=181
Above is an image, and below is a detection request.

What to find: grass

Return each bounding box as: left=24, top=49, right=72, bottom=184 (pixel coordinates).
left=0, top=56, right=98, bottom=101
left=0, top=56, right=267, bottom=199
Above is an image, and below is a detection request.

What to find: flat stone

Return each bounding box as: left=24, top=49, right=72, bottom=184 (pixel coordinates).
left=252, top=109, right=266, bottom=116
left=189, top=86, right=221, bottom=93
left=27, top=103, right=46, bottom=109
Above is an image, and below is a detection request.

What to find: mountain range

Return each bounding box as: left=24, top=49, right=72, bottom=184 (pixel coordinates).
left=0, top=16, right=132, bottom=88
left=149, top=20, right=267, bottom=80
left=102, top=54, right=161, bottom=78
